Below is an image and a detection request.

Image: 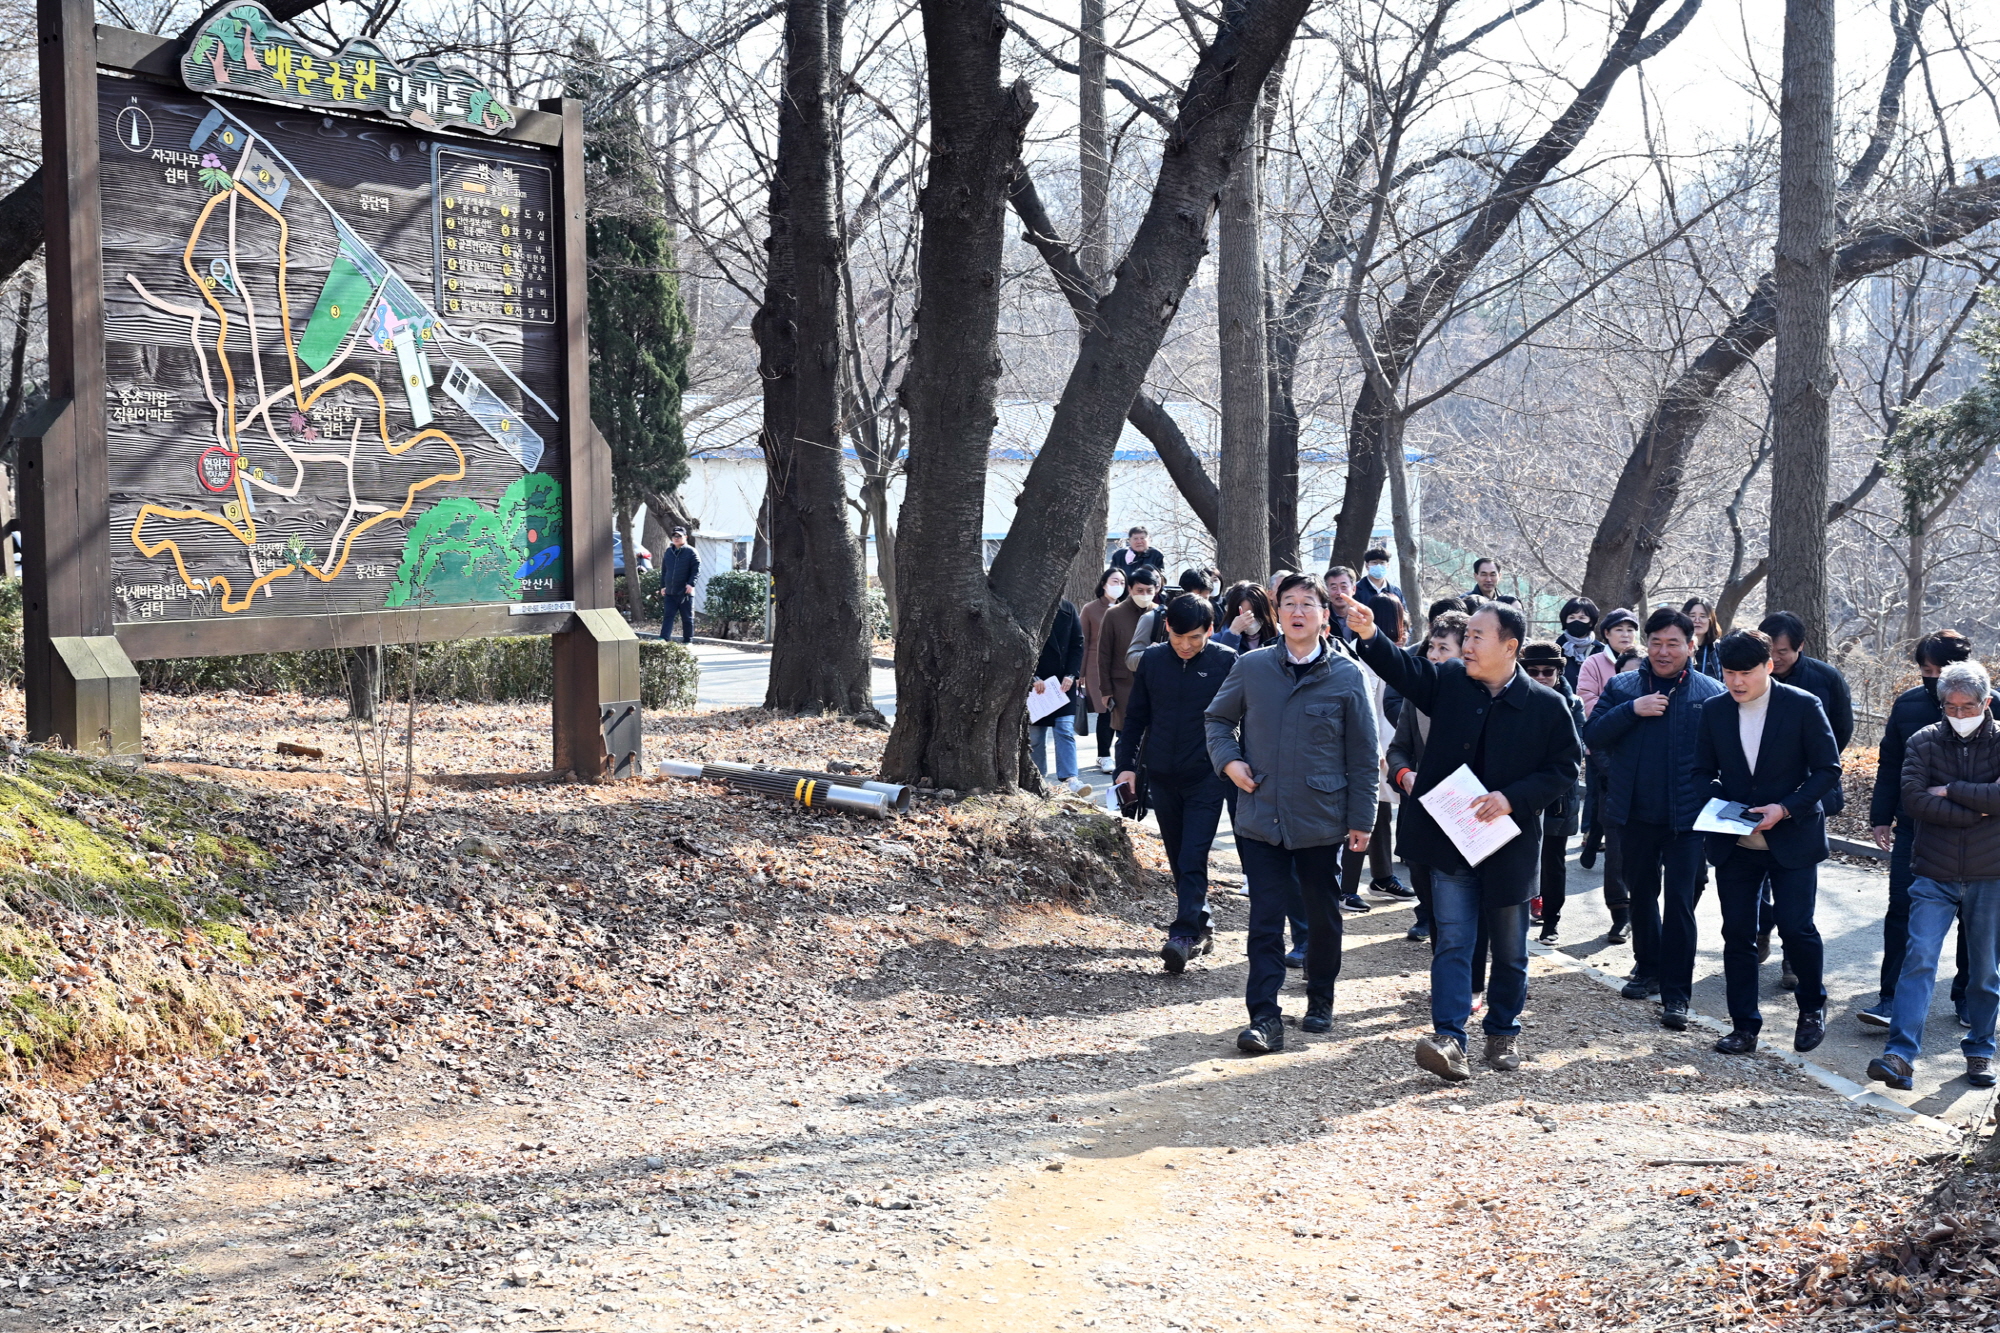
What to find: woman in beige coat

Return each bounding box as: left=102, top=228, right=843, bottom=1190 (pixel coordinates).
left=1079, top=567, right=1125, bottom=773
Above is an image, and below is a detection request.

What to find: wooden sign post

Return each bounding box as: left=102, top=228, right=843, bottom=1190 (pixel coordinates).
left=26, top=0, right=636, bottom=777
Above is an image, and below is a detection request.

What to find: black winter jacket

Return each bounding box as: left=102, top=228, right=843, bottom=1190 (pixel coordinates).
left=1117, top=641, right=1237, bottom=778
left=1036, top=600, right=1084, bottom=683
left=659, top=543, right=699, bottom=595
left=1870, top=683, right=2000, bottom=827
left=1354, top=631, right=1581, bottom=894
left=1772, top=655, right=1854, bottom=816
left=1901, top=717, right=2000, bottom=883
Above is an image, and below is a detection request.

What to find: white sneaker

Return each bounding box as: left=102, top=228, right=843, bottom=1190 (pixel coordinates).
left=1097, top=756, right=1116, bottom=773
left=1066, top=778, right=1095, bottom=798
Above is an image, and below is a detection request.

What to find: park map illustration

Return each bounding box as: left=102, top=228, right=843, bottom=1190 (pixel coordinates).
left=101, top=19, right=567, bottom=625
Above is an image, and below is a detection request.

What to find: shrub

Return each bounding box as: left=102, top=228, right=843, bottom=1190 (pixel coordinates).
left=704, top=570, right=769, bottom=640
left=864, top=588, right=891, bottom=642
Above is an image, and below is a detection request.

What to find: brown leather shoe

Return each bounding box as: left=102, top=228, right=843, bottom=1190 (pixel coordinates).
left=1415, top=1034, right=1471, bottom=1083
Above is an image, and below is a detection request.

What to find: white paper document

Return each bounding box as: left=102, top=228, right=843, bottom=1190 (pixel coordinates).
left=1693, top=797, right=1761, bottom=836
left=1417, top=764, right=1522, bottom=867
left=1026, top=678, right=1070, bottom=723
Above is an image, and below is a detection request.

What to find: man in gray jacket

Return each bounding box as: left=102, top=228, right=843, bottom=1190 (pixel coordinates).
left=1206, top=573, right=1380, bottom=1054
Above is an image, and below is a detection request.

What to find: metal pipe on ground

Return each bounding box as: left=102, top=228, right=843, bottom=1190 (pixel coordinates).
left=653, top=759, right=888, bottom=818
left=704, top=761, right=915, bottom=813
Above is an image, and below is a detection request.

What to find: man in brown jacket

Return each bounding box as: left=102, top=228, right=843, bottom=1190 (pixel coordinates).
left=1100, top=566, right=1160, bottom=734
left=1869, top=659, right=2000, bottom=1092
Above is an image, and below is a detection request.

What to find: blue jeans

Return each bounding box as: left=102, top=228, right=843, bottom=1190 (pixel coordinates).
left=1881, top=822, right=1968, bottom=1003
left=1150, top=768, right=1226, bottom=936
left=1429, top=867, right=1532, bottom=1046
left=1238, top=837, right=1343, bottom=1023
left=1886, top=877, right=2000, bottom=1063
left=1716, top=851, right=1825, bottom=1033
left=1030, top=713, right=1078, bottom=782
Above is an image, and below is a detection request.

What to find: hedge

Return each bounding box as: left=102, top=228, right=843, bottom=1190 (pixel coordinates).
left=0, top=582, right=698, bottom=710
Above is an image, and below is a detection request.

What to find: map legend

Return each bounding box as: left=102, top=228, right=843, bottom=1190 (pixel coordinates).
left=434, top=149, right=554, bottom=324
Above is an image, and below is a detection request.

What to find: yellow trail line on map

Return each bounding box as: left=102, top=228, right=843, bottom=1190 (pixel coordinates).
left=130, top=180, right=467, bottom=613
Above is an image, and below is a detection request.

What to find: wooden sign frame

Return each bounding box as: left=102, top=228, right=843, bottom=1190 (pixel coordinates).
left=25, top=0, right=636, bottom=778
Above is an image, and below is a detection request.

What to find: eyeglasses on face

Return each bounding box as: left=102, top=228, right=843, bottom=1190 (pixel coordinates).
left=1523, top=665, right=1559, bottom=678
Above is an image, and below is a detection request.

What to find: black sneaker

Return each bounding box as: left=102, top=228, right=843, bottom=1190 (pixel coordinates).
left=1605, top=920, right=1630, bottom=945
left=1372, top=878, right=1416, bottom=901
left=1160, top=935, right=1193, bottom=975
left=1406, top=924, right=1431, bottom=942
left=1661, top=1004, right=1690, bottom=1031
left=1620, top=976, right=1660, bottom=1000
left=1301, top=995, right=1334, bottom=1033
left=1237, top=1017, right=1285, bottom=1055
left=1537, top=925, right=1560, bottom=944
left=1340, top=894, right=1372, bottom=914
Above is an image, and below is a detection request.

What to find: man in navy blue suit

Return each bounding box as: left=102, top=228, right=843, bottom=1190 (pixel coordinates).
left=1693, top=629, right=1843, bottom=1055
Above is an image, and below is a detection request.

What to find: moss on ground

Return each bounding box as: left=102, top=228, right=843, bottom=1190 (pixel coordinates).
left=0, top=753, right=273, bottom=1074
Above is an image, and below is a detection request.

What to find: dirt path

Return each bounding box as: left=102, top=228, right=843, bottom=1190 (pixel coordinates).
left=2, top=876, right=1944, bottom=1333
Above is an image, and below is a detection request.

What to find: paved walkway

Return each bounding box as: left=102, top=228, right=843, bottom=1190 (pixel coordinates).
left=678, top=649, right=1990, bottom=1127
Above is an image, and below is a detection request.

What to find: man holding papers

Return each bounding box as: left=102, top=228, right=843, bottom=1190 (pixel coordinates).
left=1692, top=629, right=1843, bottom=1056
left=1336, top=594, right=1581, bottom=1082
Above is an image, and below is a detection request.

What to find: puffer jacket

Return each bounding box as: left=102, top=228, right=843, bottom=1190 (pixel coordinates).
left=1204, top=644, right=1380, bottom=849
left=1901, top=717, right=2000, bottom=883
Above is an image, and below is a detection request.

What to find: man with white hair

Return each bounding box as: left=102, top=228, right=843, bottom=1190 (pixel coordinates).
left=1869, top=658, right=2000, bottom=1093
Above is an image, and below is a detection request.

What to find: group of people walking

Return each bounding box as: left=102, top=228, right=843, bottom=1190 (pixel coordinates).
left=1036, top=530, right=2000, bottom=1093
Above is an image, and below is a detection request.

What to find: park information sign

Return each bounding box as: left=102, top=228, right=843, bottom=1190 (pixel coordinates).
left=107, top=6, right=566, bottom=624
left=25, top=0, right=635, bottom=775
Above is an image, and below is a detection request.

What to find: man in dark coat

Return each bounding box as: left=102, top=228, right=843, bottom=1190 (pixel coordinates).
left=1693, top=629, right=1843, bottom=1056
left=1117, top=596, right=1237, bottom=974
left=1108, top=527, right=1166, bottom=579
left=658, top=529, right=700, bottom=644
left=1863, top=629, right=1988, bottom=1029
left=1337, top=593, right=1581, bottom=1083
left=1585, top=607, right=1727, bottom=1024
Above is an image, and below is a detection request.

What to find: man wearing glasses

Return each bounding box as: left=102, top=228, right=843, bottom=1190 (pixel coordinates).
left=1584, top=606, right=1726, bottom=1029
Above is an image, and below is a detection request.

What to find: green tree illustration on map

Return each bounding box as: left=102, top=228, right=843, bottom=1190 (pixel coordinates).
left=385, top=474, right=564, bottom=608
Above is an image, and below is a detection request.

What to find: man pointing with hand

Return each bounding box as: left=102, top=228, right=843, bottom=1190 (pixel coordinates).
left=1333, top=590, right=1581, bottom=1082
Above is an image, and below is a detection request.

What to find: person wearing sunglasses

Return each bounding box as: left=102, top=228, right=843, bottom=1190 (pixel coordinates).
left=1584, top=606, right=1727, bottom=1028
left=1518, top=641, right=1588, bottom=943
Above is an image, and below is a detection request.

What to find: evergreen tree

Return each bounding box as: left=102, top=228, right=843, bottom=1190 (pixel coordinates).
left=575, top=45, right=693, bottom=615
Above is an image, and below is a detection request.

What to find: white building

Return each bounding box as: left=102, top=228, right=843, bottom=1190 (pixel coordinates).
left=676, top=398, right=1414, bottom=575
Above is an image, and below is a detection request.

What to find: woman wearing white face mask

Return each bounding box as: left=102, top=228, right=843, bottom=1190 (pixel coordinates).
left=1080, top=568, right=1125, bottom=772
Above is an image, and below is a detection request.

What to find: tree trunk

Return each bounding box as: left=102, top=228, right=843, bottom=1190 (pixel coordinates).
left=1900, top=523, right=1926, bottom=647
left=1062, top=4, right=1112, bottom=608
left=1216, top=141, right=1270, bottom=584
left=883, top=0, right=1039, bottom=791
left=752, top=0, right=878, bottom=716
left=1766, top=0, right=1837, bottom=652
left=1328, top=0, right=1700, bottom=572
left=1383, top=409, right=1419, bottom=613
left=888, top=0, right=1306, bottom=790
left=1063, top=481, right=1108, bottom=606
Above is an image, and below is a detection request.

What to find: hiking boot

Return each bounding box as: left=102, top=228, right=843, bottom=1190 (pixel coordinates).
left=1661, top=1004, right=1690, bottom=1031
left=1858, top=1003, right=1892, bottom=1030
left=1794, top=1008, right=1826, bottom=1053
left=1756, top=930, right=1772, bottom=964
left=1620, top=976, right=1660, bottom=1001
left=1160, top=935, right=1194, bottom=975
left=1484, top=1034, right=1521, bottom=1071
left=1237, top=1017, right=1285, bottom=1055
left=1867, top=1053, right=1914, bottom=1091
left=1301, top=994, right=1334, bottom=1034
left=1714, top=1030, right=1758, bottom=1055
left=1415, top=1033, right=1471, bottom=1083
left=1372, top=878, right=1416, bottom=901
left=1968, top=1057, right=1996, bottom=1089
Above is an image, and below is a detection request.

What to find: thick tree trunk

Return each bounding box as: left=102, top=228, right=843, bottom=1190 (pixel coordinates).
left=883, top=0, right=1038, bottom=791
left=889, top=0, right=1306, bottom=790
left=346, top=646, right=381, bottom=722
left=1062, top=2, right=1113, bottom=609
left=1327, top=0, right=1699, bottom=572
left=1767, top=0, right=1837, bottom=651
left=616, top=498, right=640, bottom=620
left=752, top=0, right=878, bottom=716
left=1216, top=145, right=1270, bottom=584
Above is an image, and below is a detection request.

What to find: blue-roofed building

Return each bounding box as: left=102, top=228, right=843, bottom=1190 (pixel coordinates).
left=672, top=398, right=1416, bottom=574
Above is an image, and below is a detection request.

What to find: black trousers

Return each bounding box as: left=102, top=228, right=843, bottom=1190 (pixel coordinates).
left=664, top=592, right=695, bottom=642
left=1538, top=828, right=1568, bottom=927
left=1341, top=800, right=1396, bottom=893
